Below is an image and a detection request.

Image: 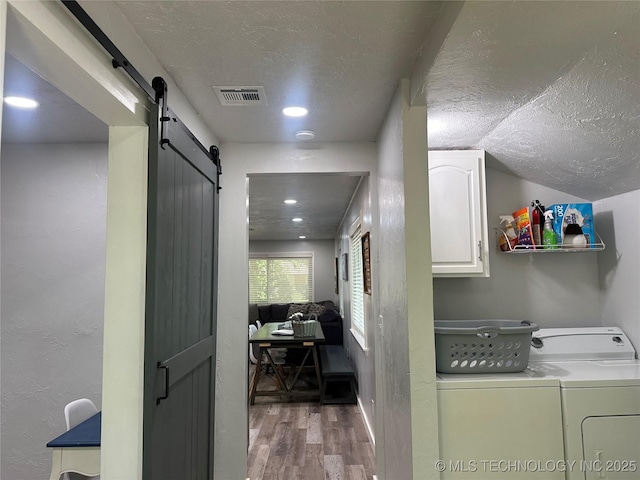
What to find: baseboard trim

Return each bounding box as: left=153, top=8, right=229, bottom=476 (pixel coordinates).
left=356, top=395, right=376, bottom=447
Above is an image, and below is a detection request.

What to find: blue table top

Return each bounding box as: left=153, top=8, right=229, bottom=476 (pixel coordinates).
left=47, top=412, right=101, bottom=448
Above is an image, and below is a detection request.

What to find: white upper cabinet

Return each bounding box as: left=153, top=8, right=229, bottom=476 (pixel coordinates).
left=428, top=150, right=489, bottom=277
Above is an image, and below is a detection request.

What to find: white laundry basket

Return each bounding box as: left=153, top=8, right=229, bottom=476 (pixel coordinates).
left=434, top=320, right=539, bottom=373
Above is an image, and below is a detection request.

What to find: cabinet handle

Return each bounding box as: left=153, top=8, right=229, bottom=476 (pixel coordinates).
left=477, top=241, right=483, bottom=261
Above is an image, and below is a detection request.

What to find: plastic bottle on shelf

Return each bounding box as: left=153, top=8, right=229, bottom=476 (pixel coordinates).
left=542, top=210, right=558, bottom=249
left=531, top=201, right=542, bottom=246
left=536, top=201, right=546, bottom=232
left=499, top=215, right=518, bottom=251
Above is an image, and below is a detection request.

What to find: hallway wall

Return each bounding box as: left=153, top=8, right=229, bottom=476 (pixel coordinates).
left=335, top=176, right=377, bottom=442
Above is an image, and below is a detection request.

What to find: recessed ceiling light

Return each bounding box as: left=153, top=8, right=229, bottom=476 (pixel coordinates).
left=282, top=106, right=308, bottom=117
left=295, top=130, right=315, bottom=141
left=299, top=235, right=306, bottom=239
left=284, top=199, right=297, bottom=204
left=4, top=96, right=39, bottom=109
left=292, top=218, right=303, bottom=222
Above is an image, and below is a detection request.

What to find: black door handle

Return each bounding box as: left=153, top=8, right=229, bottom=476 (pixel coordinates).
left=157, top=362, right=169, bottom=405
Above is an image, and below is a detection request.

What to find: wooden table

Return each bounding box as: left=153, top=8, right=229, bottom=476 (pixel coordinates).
left=249, top=322, right=325, bottom=404
left=46, top=412, right=100, bottom=480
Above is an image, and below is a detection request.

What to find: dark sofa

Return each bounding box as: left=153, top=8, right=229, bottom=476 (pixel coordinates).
left=248, top=300, right=343, bottom=345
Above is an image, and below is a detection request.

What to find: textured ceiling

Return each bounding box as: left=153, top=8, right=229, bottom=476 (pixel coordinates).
left=2, top=54, right=107, bottom=144
left=112, top=0, right=443, bottom=143
left=426, top=1, right=640, bottom=201
left=248, top=173, right=362, bottom=241
left=4, top=1, right=637, bottom=207
left=109, top=0, right=637, bottom=202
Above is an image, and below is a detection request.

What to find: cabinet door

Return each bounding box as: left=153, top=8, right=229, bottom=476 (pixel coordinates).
left=428, top=150, right=489, bottom=277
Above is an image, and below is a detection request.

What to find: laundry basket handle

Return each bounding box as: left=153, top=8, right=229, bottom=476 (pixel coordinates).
left=476, top=326, right=500, bottom=339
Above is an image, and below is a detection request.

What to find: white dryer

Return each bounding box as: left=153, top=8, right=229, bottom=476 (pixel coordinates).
left=528, top=327, right=640, bottom=480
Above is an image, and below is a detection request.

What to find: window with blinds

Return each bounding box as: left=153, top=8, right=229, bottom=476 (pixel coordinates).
left=349, top=222, right=366, bottom=348
left=249, top=253, right=313, bottom=304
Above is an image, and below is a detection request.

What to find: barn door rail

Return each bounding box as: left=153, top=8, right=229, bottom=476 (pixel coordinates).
left=152, top=77, right=222, bottom=190
left=60, top=0, right=221, bottom=176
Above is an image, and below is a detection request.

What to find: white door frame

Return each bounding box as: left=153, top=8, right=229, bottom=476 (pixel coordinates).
left=215, top=143, right=384, bottom=478
left=2, top=2, right=149, bottom=478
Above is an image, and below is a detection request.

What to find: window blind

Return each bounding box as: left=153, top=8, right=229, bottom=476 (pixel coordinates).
left=349, top=225, right=365, bottom=338
left=249, top=253, right=313, bottom=304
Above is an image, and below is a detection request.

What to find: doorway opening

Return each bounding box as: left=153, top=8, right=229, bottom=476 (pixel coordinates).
left=246, top=172, right=377, bottom=479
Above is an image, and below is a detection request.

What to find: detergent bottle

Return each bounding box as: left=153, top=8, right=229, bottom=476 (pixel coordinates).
left=499, top=215, right=518, bottom=251
left=542, top=210, right=558, bottom=249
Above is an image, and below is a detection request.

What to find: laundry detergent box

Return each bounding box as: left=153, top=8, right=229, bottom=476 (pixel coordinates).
left=549, top=203, right=595, bottom=247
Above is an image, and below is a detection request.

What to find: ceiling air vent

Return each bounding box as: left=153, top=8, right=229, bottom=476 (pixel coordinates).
left=213, top=86, right=267, bottom=106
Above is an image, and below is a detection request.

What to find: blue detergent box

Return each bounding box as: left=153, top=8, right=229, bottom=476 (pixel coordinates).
left=549, top=203, right=595, bottom=247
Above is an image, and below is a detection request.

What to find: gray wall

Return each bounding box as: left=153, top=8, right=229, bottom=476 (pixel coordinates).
left=376, top=87, right=414, bottom=479
left=434, top=168, right=602, bottom=327
left=335, top=176, right=377, bottom=439
left=1, top=143, right=107, bottom=480
left=248, top=239, right=337, bottom=303
left=595, top=189, right=640, bottom=352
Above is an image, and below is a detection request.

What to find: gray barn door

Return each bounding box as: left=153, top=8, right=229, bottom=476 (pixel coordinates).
left=142, top=80, right=219, bottom=480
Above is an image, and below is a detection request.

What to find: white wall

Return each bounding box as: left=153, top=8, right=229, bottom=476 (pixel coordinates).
left=595, top=189, right=640, bottom=352
left=433, top=167, right=602, bottom=327
left=249, top=239, right=337, bottom=303
left=216, top=141, right=377, bottom=479
left=335, top=176, right=377, bottom=442
left=0, top=143, right=108, bottom=480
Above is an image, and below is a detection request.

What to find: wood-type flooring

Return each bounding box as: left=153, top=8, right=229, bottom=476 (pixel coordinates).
left=247, top=367, right=376, bottom=480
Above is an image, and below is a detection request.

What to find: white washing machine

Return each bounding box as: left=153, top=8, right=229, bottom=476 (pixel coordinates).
left=528, top=327, right=640, bottom=480
left=437, top=370, right=565, bottom=479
